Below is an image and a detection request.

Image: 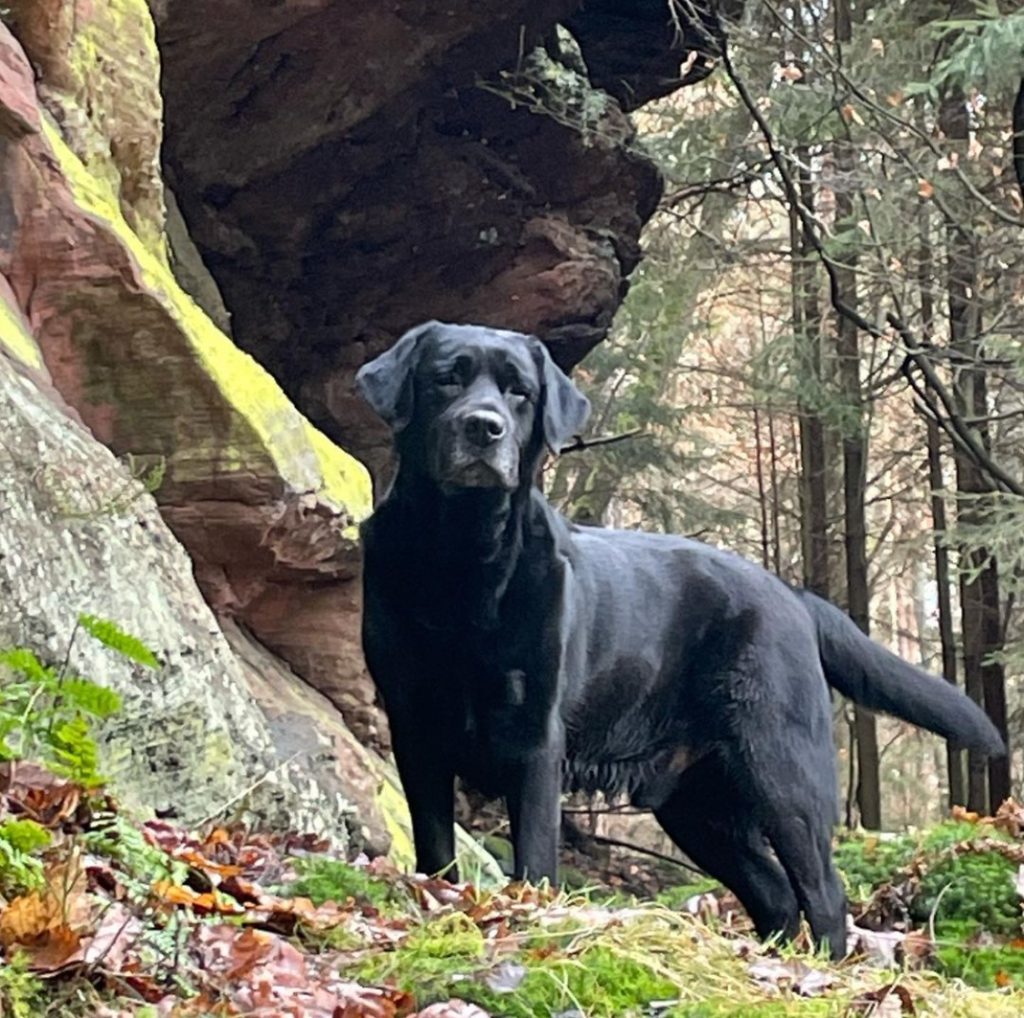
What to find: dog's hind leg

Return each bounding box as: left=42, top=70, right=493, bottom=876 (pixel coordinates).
left=758, top=792, right=847, bottom=959
left=742, top=728, right=848, bottom=957
left=654, top=757, right=799, bottom=943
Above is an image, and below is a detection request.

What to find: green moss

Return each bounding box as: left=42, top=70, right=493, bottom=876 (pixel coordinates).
left=935, top=921, right=1024, bottom=989
left=832, top=832, right=917, bottom=899
left=671, top=1003, right=838, bottom=1017
left=361, top=926, right=680, bottom=1018
left=0, top=952, right=45, bottom=1018
left=912, top=852, right=1021, bottom=937
left=921, top=821, right=1010, bottom=852
left=285, top=857, right=396, bottom=909
left=376, top=773, right=416, bottom=871
left=62, top=0, right=169, bottom=257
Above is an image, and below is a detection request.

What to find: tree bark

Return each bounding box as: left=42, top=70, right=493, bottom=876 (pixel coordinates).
left=927, top=418, right=967, bottom=808
left=917, top=192, right=966, bottom=809
left=790, top=163, right=829, bottom=599
left=834, top=0, right=879, bottom=828
left=941, top=91, right=1010, bottom=812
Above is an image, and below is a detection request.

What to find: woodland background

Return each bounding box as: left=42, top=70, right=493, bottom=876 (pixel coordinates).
left=554, top=0, right=1024, bottom=835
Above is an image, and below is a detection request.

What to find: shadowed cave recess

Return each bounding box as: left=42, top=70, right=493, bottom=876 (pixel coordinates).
left=154, top=0, right=740, bottom=480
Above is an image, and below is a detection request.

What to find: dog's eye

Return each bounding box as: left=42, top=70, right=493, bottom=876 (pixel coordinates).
left=507, top=385, right=533, bottom=405
left=434, top=373, right=462, bottom=391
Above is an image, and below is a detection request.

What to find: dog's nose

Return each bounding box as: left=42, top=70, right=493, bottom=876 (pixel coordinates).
left=463, top=410, right=507, bottom=448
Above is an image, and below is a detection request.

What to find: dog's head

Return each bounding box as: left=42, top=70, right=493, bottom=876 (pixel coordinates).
left=357, top=321, right=590, bottom=491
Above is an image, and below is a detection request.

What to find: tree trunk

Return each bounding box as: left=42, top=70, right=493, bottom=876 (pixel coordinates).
left=917, top=194, right=966, bottom=809
left=834, top=0, right=879, bottom=828
left=927, top=418, right=967, bottom=808
left=753, top=408, right=771, bottom=570
left=941, top=91, right=1010, bottom=812
left=790, top=160, right=829, bottom=599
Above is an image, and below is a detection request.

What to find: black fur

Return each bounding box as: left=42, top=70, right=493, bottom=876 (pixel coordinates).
left=358, top=321, right=1004, bottom=959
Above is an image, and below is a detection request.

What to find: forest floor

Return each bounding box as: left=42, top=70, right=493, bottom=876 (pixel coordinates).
left=3, top=762, right=1024, bottom=1017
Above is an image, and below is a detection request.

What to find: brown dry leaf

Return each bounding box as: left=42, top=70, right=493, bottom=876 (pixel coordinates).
left=223, top=927, right=276, bottom=980
left=901, top=929, right=934, bottom=966
left=952, top=805, right=981, bottom=824
left=0, top=762, right=81, bottom=826
left=176, top=846, right=242, bottom=878
left=151, top=879, right=244, bottom=916
left=917, top=179, right=935, bottom=199
left=993, top=798, right=1024, bottom=838
left=850, top=983, right=916, bottom=1016
left=995, top=970, right=1013, bottom=988
left=748, top=956, right=836, bottom=998
left=0, top=853, right=91, bottom=970
left=15, top=922, right=81, bottom=971
left=840, top=103, right=864, bottom=126
left=80, top=902, right=143, bottom=970
left=683, top=890, right=721, bottom=920
left=330, top=982, right=416, bottom=1018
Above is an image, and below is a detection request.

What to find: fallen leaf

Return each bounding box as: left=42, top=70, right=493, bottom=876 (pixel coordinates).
left=917, top=179, right=934, bottom=199
left=840, top=103, right=864, bottom=125
left=0, top=853, right=91, bottom=970
left=151, top=880, right=244, bottom=916
left=850, top=983, right=916, bottom=1016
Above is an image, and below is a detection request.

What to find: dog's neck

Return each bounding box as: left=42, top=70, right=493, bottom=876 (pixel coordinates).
left=388, top=466, right=532, bottom=630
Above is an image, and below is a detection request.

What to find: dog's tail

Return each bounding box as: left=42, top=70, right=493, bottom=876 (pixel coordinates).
left=797, top=589, right=1005, bottom=755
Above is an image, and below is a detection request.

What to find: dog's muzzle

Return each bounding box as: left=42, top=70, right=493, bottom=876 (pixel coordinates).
left=432, top=408, right=520, bottom=490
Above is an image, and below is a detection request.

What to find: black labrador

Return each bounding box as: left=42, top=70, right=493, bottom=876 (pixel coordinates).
left=357, top=321, right=1004, bottom=958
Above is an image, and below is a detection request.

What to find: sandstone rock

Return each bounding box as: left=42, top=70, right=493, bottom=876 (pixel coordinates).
left=0, top=304, right=353, bottom=842
left=6, top=0, right=169, bottom=255
left=0, top=15, right=378, bottom=750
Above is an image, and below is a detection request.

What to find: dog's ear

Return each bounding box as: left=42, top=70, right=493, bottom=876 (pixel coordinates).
left=532, top=339, right=591, bottom=453
left=356, top=321, right=437, bottom=431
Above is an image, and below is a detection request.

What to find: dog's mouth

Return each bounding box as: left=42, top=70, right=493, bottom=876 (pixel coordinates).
left=433, top=441, right=520, bottom=491
left=442, top=458, right=518, bottom=491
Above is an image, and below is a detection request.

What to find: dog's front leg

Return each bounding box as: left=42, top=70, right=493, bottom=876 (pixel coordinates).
left=506, top=733, right=563, bottom=883
left=390, top=719, right=457, bottom=879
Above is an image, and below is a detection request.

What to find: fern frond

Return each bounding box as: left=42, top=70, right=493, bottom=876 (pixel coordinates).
left=47, top=715, right=104, bottom=788
left=0, top=649, right=55, bottom=686
left=77, top=615, right=159, bottom=669
left=58, top=677, right=123, bottom=719
left=0, top=819, right=51, bottom=854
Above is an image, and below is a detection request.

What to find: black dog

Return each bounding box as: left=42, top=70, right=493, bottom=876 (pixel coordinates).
left=357, top=321, right=1004, bottom=958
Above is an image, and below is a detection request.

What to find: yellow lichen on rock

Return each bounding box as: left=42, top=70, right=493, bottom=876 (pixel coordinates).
left=0, top=290, right=44, bottom=372
left=41, top=116, right=370, bottom=520
left=6, top=0, right=169, bottom=259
